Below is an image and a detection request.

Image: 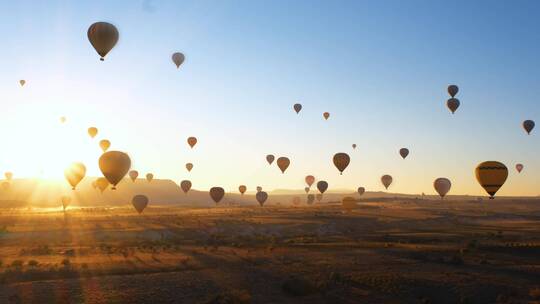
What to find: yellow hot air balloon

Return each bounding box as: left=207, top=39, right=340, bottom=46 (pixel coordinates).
left=433, top=178, right=451, bottom=199
left=98, top=151, right=131, bottom=190
left=209, top=187, right=225, bottom=204
left=129, top=170, right=138, bottom=182
left=132, top=195, right=149, bottom=214
left=399, top=148, right=409, bottom=159
left=305, top=175, right=315, bottom=187
left=60, top=116, right=66, bottom=124
left=239, top=185, right=247, bottom=195
left=187, top=137, right=197, bottom=148
left=180, top=180, right=192, bottom=194
left=19, top=80, right=26, bottom=86
left=186, top=163, right=193, bottom=172
left=4, top=172, right=13, bottom=181
left=87, top=22, right=119, bottom=61
left=357, top=187, right=365, bottom=196
left=256, top=191, right=268, bottom=206
left=61, top=196, right=72, bottom=211
left=447, top=85, right=459, bottom=97
left=381, top=175, right=393, bottom=190
left=99, top=139, right=111, bottom=152
left=342, top=196, right=357, bottom=212
left=172, top=52, right=185, bottom=68
left=323, top=112, right=330, bottom=120
left=276, top=157, right=290, bottom=173
left=317, top=180, right=328, bottom=194
left=146, top=173, right=154, bottom=182
left=96, top=177, right=109, bottom=193
left=64, top=162, right=86, bottom=190
left=293, top=103, right=302, bottom=114
left=266, top=154, right=275, bottom=165
left=475, top=161, right=508, bottom=199
left=447, top=98, right=460, bottom=114
left=333, top=153, right=350, bottom=175
left=88, top=127, right=98, bottom=138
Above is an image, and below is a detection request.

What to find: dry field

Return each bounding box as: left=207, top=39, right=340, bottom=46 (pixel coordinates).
left=1, top=199, right=540, bottom=303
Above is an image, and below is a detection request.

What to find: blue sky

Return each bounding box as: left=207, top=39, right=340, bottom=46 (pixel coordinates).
left=0, top=0, right=538, bottom=196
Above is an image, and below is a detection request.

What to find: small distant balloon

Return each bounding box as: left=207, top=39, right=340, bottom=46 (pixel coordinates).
left=96, top=177, right=109, bottom=193
left=19, top=80, right=26, bottom=86
left=98, top=151, right=131, bottom=189
left=266, top=155, right=275, bottom=165
left=146, top=173, right=154, bottom=182
left=209, top=187, right=225, bottom=204
left=316, top=193, right=323, bottom=202
left=256, top=191, right=268, bottom=206
left=88, top=127, right=98, bottom=138
left=132, top=195, right=149, bottom=214
left=186, top=163, right=193, bottom=172
left=323, top=112, right=330, bottom=120
left=433, top=178, right=451, bottom=199
left=180, top=180, right=192, bottom=194
left=129, top=170, right=138, bottom=182
left=304, top=187, right=310, bottom=194
left=352, top=144, right=357, bottom=149
left=357, top=187, right=365, bottom=196
left=317, top=180, right=328, bottom=194
left=305, top=175, right=315, bottom=187
left=381, top=175, right=393, bottom=190
left=256, top=186, right=262, bottom=192
left=293, top=103, right=302, bottom=114
left=523, top=120, right=535, bottom=135
left=447, top=98, right=460, bottom=114
left=516, top=164, right=524, bottom=173
left=276, top=157, right=290, bottom=173
left=187, top=137, right=197, bottom=148
left=64, top=162, right=86, bottom=190
left=61, top=196, right=72, bottom=211
left=333, top=153, right=350, bottom=175
left=60, top=116, right=66, bottom=124
left=87, top=22, right=119, bottom=61
left=4, top=172, right=13, bottom=181
left=307, top=194, right=315, bottom=205
left=399, top=148, right=409, bottom=159
left=447, top=85, right=459, bottom=98
left=475, top=161, right=508, bottom=199
left=172, top=52, right=185, bottom=68
left=99, top=139, right=111, bottom=152
left=239, top=185, right=247, bottom=195
left=2, top=181, right=10, bottom=190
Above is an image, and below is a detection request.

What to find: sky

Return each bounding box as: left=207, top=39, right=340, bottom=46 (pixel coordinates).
left=0, top=0, right=539, bottom=196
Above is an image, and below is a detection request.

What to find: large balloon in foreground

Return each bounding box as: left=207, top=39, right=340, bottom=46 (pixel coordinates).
left=447, top=85, right=459, bottom=97
left=323, top=112, right=330, bottom=120
left=98, top=151, right=131, bottom=190
left=172, top=52, right=185, bottom=68
left=186, top=163, right=193, bottom=172
left=381, top=175, right=393, bottom=190
left=317, top=180, right=328, bottom=194
left=399, top=148, right=409, bottom=159
left=19, top=80, right=25, bottom=86
left=516, top=164, right=524, bottom=173
left=256, top=191, right=268, bottom=206
left=307, top=194, right=315, bottom=205
left=96, top=177, right=109, bottom=193
left=523, top=120, right=535, bottom=135
left=333, top=153, right=350, bottom=175
left=433, top=178, right=451, bottom=199
left=239, top=185, right=247, bottom=195
left=293, top=103, right=302, bottom=114
left=187, top=137, right=197, bottom=148
left=4, top=172, right=13, bottom=181
left=357, top=187, right=365, bottom=196
left=447, top=98, right=460, bottom=114
left=61, top=196, right=72, bottom=211
left=88, top=127, right=98, bottom=138
left=87, top=22, right=119, bottom=61
left=276, top=157, right=290, bottom=173
left=305, top=175, right=315, bottom=187
left=475, top=161, right=508, bottom=199
left=99, top=139, right=111, bottom=152
left=132, top=195, right=149, bottom=214
left=209, top=187, right=225, bottom=204
left=129, top=170, right=138, bottom=182
left=64, top=162, right=86, bottom=190
left=146, top=173, right=154, bottom=182
left=266, top=155, right=275, bottom=165
left=180, top=180, right=192, bottom=194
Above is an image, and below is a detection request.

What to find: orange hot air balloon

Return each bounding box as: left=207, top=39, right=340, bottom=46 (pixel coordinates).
left=333, top=153, right=350, bottom=175
left=305, top=175, right=315, bottom=187
left=4, top=172, right=13, bottom=181
left=209, top=187, right=225, bottom=204
left=447, top=98, right=460, bottom=114
left=99, top=139, right=111, bottom=152
left=523, top=120, right=535, bottom=135
left=475, top=161, right=508, bottom=199
left=276, top=157, right=290, bottom=173
left=180, top=180, right=192, bottom=194
left=317, top=180, right=328, bottom=194
left=19, top=80, right=26, bottom=86
left=256, top=191, right=268, bottom=206
left=433, top=178, right=451, bottom=199
left=61, top=196, right=72, bottom=211
left=316, top=193, right=323, bottom=202
left=357, top=187, right=365, bottom=196
left=186, top=163, right=193, bottom=172
left=98, top=151, right=131, bottom=190
left=447, top=84, right=459, bottom=97
left=187, top=137, right=197, bottom=148
left=304, top=187, right=310, bottom=194
left=96, top=177, right=109, bottom=193
left=239, top=185, right=247, bottom=195
left=87, top=22, right=119, bottom=61
left=146, top=173, right=154, bottom=182
left=516, top=164, right=524, bottom=173
left=293, top=103, right=302, bottom=114
left=381, top=175, right=393, bottom=190
left=129, top=170, right=138, bottom=182
left=172, top=52, right=185, bottom=68
left=342, top=196, right=357, bottom=212
left=399, top=148, right=409, bottom=159
left=132, top=195, right=149, bottom=214
left=266, top=154, right=275, bottom=165
left=64, top=162, right=86, bottom=190
left=307, top=194, right=315, bottom=205
left=323, top=112, right=330, bottom=120
left=352, top=144, right=357, bottom=149
left=88, top=127, right=98, bottom=138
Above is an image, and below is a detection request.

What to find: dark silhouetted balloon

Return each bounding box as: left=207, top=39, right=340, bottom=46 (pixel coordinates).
left=434, top=178, right=451, bottom=199
left=19, top=80, right=25, bottom=86
left=323, top=112, right=330, bottom=120
left=88, top=127, right=98, bottom=138
left=98, top=151, right=131, bottom=189
left=317, top=180, right=328, bottom=194
left=239, top=185, right=247, bottom=195
left=129, top=170, right=138, bottom=182
left=132, top=195, right=149, bottom=214
left=352, top=144, right=357, bottom=149
left=307, top=194, right=315, bottom=205
left=210, top=187, right=225, bottom=204
left=146, top=173, right=154, bottom=182
left=399, top=148, right=409, bottom=159
left=187, top=137, right=197, bottom=148
left=523, top=120, right=535, bottom=135
left=266, top=154, right=275, bottom=165
left=276, top=157, right=290, bottom=173
left=475, top=161, right=508, bottom=199
left=381, top=175, right=392, bottom=190
left=256, top=191, right=268, bottom=206
left=316, top=193, right=323, bottom=202
left=172, top=52, right=185, bottom=68
left=447, top=85, right=459, bottom=97
left=180, top=180, right=192, bottom=194
left=256, top=186, right=262, bottom=192
left=447, top=98, right=460, bottom=114
left=333, top=153, right=350, bottom=175
left=516, top=164, right=523, bottom=173
left=64, top=162, right=86, bottom=190
left=87, top=22, right=119, bottom=61
left=293, top=103, right=302, bottom=114
left=304, top=187, right=310, bottom=194
left=357, top=187, right=365, bottom=196
left=186, top=163, right=193, bottom=172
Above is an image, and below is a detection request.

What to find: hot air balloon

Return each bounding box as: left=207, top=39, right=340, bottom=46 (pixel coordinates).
left=256, top=191, right=268, bottom=206
left=316, top=193, right=323, bottom=202
left=98, top=151, right=131, bottom=190
left=305, top=175, right=315, bottom=187
left=187, top=137, right=197, bottom=148
left=317, top=180, right=328, bottom=194
left=399, top=148, right=409, bottom=159
left=256, top=186, right=262, bottom=192
left=447, top=85, right=459, bottom=97
left=61, top=196, right=72, bottom=211
left=352, top=144, right=357, bottom=149
left=475, top=161, right=508, bottom=199
left=64, top=162, right=86, bottom=190
left=146, top=173, right=154, bottom=182
left=99, top=139, right=111, bottom=152
left=266, top=155, right=275, bottom=165
left=87, top=22, right=119, bottom=61
left=333, top=153, right=350, bottom=175
left=96, top=177, right=109, bottom=193
left=180, top=180, right=192, bottom=194
left=447, top=98, right=460, bottom=114
left=129, top=170, right=138, bottom=182
left=342, top=196, right=357, bottom=212
left=4, top=172, right=13, bottom=181
left=172, top=52, right=185, bottom=68
left=239, top=185, right=247, bottom=195
left=381, top=175, right=392, bottom=190
left=516, top=164, right=524, bottom=173
left=19, top=80, right=25, bottom=86
left=293, top=103, right=302, bottom=114
left=523, top=120, right=535, bottom=135
left=304, top=187, right=310, bottom=194
left=2, top=181, right=10, bottom=191
left=276, top=157, right=290, bottom=173
left=186, top=163, right=193, bottom=172
left=88, top=127, right=98, bottom=138
left=60, top=116, right=66, bottom=124
left=323, top=112, right=330, bottom=120
left=433, top=178, right=451, bottom=199
left=307, top=194, right=315, bottom=205
left=357, top=187, right=365, bottom=196
left=209, top=187, right=225, bottom=204
left=132, top=195, right=149, bottom=214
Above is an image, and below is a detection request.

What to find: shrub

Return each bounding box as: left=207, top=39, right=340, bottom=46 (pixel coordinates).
left=27, top=260, right=39, bottom=267
left=61, top=258, right=71, bottom=267
left=11, top=260, right=24, bottom=268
